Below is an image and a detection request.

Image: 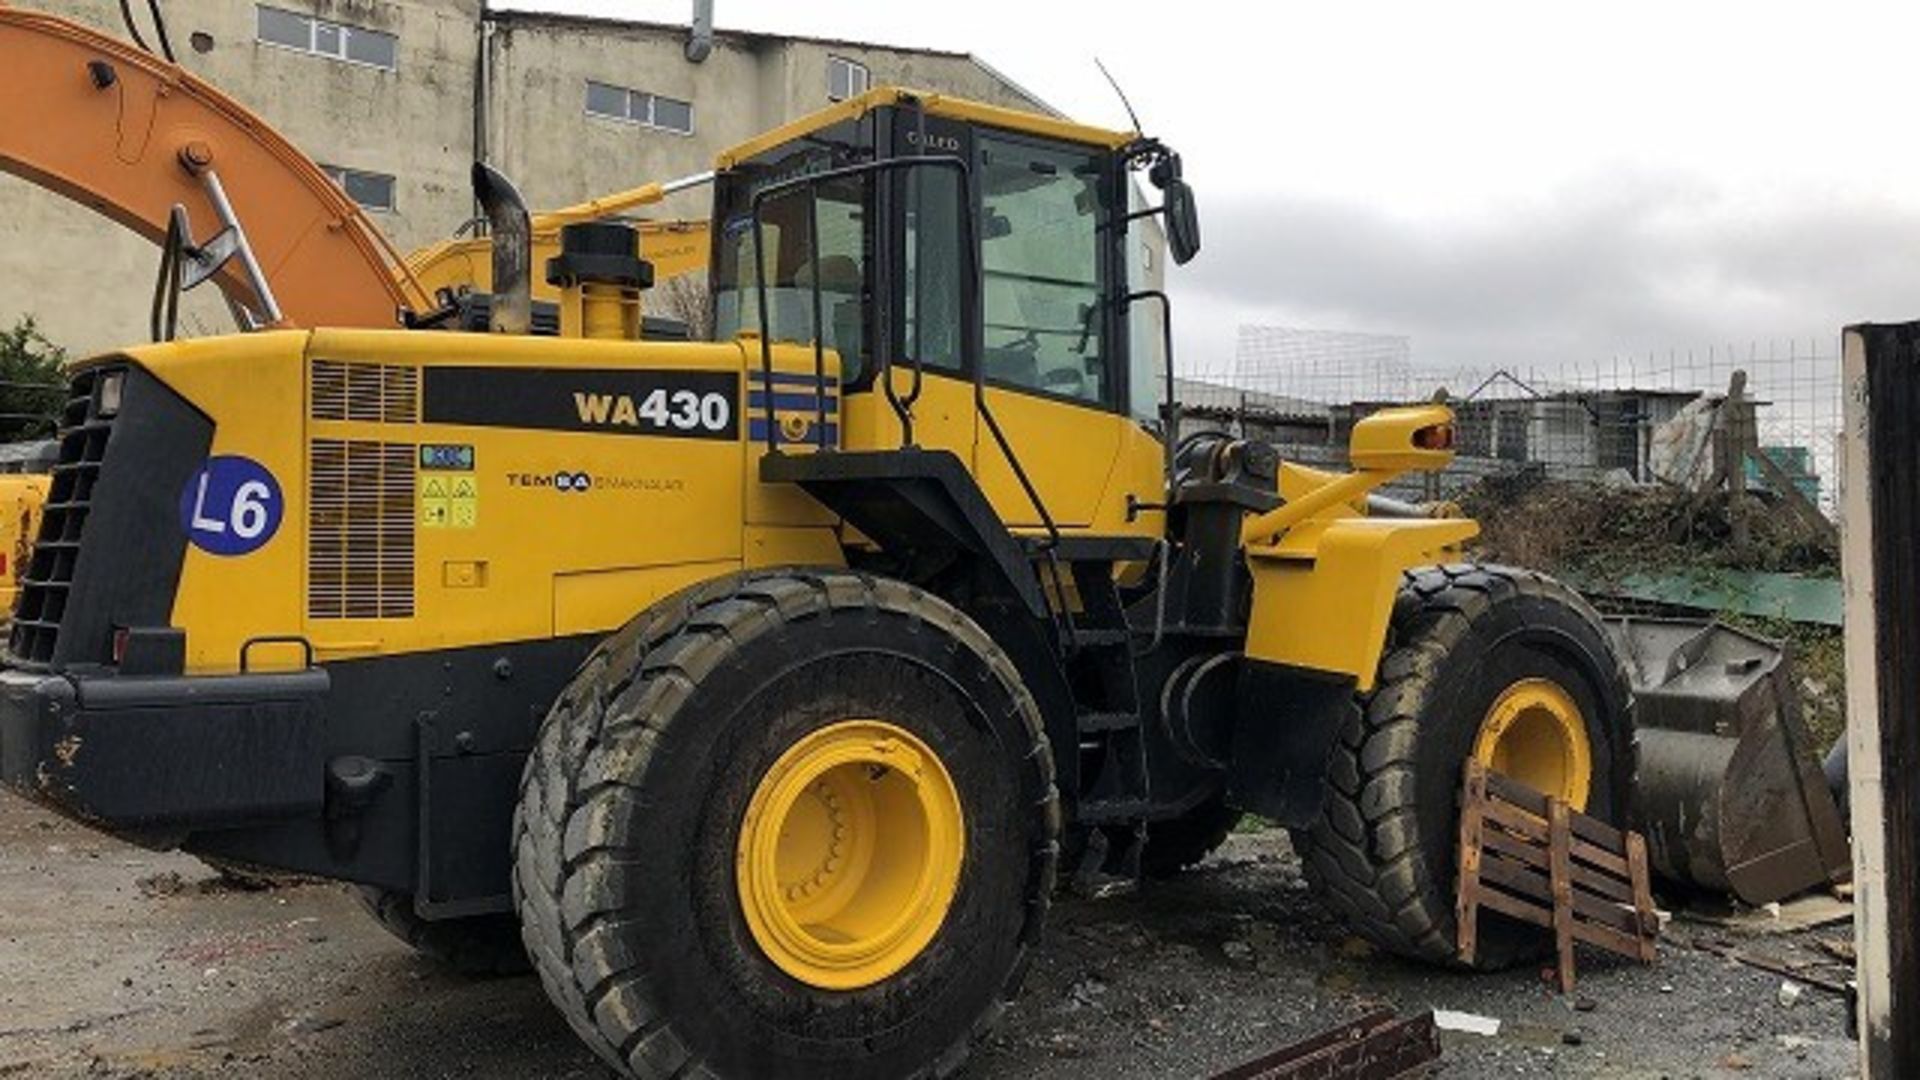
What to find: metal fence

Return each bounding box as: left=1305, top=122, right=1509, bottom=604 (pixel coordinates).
left=1177, top=328, right=1842, bottom=516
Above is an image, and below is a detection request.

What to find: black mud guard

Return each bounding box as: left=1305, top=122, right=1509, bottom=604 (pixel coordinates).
left=1227, top=660, right=1359, bottom=828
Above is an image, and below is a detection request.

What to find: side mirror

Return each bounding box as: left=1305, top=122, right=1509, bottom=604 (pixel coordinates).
left=1163, top=178, right=1201, bottom=265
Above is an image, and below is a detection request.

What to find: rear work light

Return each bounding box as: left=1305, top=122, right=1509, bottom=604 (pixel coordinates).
left=1413, top=424, right=1456, bottom=451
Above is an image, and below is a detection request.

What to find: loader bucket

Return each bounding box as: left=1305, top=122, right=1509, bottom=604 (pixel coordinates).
left=1609, top=617, right=1851, bottom=906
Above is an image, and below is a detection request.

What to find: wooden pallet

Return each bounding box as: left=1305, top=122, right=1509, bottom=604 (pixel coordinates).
left=1456, top=759, right=1659, bottom=991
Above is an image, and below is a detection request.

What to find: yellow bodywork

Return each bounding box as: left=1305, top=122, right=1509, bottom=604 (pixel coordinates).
left=0, top=472, right=47, bottom=616
left=103, top=327, right=1162, bottom=676
left=40, top=85, right=1173, bottom=677
left=39, top=84, right=1453, bottom=704
left=1241, top=405, right=1479, bottom=691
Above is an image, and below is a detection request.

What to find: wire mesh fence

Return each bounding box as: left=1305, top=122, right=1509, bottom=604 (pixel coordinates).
left=1176, top=327, right=1843, bottom=517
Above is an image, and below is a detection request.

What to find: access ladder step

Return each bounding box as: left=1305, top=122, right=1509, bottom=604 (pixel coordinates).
left=1078, top=797, right=1152, bottom=824
left=1068, top=628, right=1133, bottom=648
left=1076, top=711, right=1141, bottom=734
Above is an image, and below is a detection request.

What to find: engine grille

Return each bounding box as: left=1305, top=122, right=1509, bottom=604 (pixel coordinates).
left=308, top=439, right=416, bottom=620
left=310, top=360, right=419, bottom=424
left=9, top=368, right=119, bottom=663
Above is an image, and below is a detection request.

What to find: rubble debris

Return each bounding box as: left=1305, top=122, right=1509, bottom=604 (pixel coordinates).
left=1432, top=1010, right=1501, bottom=1037
left=1693, top=940, right=1852, bottom=996
left=1691, top=894, right=1854, bottom=936
left=1818, top=936, right=1857, bottom=964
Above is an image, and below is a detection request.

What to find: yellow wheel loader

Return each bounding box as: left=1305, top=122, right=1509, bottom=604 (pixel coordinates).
left=2, top=85, right=1645, bottom=1077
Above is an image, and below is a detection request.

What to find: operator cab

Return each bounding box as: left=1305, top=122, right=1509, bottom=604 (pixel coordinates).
left=707, top=89, right=1199, bottom=533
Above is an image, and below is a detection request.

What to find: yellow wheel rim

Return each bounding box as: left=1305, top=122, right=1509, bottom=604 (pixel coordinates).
left=736, top=720, right=965, bottom=991
left=1472, top=678, right=1593, bottom=809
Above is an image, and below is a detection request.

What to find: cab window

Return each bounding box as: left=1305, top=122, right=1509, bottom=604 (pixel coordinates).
left=901, top=166, right=964, bottom=372
left=979, top=135, right=1108, bottom=405
left=713, top=167, right=871, bottom=381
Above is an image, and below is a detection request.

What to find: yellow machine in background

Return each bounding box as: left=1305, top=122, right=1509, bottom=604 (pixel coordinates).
left=0, top=87, right=1637, bottom=1080
left=0, top=473, right=46, bottom=617
left=406, top=219, right=710, bottom=304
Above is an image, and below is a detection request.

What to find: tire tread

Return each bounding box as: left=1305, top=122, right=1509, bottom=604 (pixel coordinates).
left=1295, top=563, right=1630, bottom=966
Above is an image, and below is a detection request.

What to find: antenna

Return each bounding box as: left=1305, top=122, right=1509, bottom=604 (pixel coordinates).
left=1093, top=57, right=1144, bottom=134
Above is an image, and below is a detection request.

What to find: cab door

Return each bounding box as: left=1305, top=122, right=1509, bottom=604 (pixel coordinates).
left=968, top=131, right=1130, bottom=529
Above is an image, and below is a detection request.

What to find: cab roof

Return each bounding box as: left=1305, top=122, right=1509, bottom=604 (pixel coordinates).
left=714, top=86, right=1137, bottom=169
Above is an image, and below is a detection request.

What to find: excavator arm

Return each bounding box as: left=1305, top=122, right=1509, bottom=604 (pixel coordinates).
left=0, top=6, right=431, bottom=329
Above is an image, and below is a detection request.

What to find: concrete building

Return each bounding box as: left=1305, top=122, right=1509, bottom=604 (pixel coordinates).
left=0, top=0, right=1054, bottom=352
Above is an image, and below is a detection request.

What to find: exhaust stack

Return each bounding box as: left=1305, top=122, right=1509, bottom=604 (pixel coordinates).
left=472, top=162, right=532, bottom=335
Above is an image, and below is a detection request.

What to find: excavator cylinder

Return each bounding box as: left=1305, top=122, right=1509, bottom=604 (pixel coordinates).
left=1611, top=617, right=1851, bottom=905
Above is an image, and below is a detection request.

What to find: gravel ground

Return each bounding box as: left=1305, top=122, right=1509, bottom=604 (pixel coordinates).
left=0, top=791, right=1858, bottom=1079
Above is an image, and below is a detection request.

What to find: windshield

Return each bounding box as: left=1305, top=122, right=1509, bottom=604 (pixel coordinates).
left=713, top=153, right=872, bottom=382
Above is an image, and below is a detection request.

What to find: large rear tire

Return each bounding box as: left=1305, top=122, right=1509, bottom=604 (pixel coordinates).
left=513, top=571, right=1059, bottom=1080
left=1294, top=564, right=1632, bottom=968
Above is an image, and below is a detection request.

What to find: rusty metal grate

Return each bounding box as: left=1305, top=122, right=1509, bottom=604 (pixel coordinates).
left=308, top=439, right=415, bottom=620
left=1207, top=1009, right=1439, bottom=1080
left=310, top=360, right=418, bottom=424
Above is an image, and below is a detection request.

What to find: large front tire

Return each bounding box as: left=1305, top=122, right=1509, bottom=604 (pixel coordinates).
left=1294, top=564, right=1632, bottom=968
left=513, top=571, right=1059, bottom=1080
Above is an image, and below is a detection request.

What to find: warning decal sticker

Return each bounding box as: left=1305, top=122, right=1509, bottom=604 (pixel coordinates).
left=421, top=473, right=478, bottom=529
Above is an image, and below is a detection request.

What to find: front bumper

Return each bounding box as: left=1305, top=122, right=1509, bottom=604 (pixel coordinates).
left=0, top=667, right=330, bottom=837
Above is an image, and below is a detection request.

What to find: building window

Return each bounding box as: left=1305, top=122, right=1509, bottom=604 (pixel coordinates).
left=257, top=5, right=397, bottom=70
left=321, top=165, right=397, bottom=212
left=585, top=80, right=694, bottom=135
left=827, top=55, right=869, bottom=101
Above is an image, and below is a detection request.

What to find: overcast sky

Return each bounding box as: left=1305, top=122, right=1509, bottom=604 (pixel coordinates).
left=515, top=0, right=1920, bottom=375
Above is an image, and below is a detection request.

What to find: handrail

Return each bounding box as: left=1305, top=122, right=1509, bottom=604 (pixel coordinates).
left=806, top=186, right=828, bottom=447
left=1123, top=289, right=1179, bottom=491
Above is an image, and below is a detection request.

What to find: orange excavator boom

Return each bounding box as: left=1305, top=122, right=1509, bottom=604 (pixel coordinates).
left=0, top=6, right=432, bottom=329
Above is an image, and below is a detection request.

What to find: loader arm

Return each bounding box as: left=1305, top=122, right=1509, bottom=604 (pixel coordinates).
left=0, top=7, right=431, bottom=327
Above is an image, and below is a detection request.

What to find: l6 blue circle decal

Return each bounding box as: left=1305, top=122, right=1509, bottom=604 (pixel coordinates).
left=180, top=455, right=284, bottom=556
